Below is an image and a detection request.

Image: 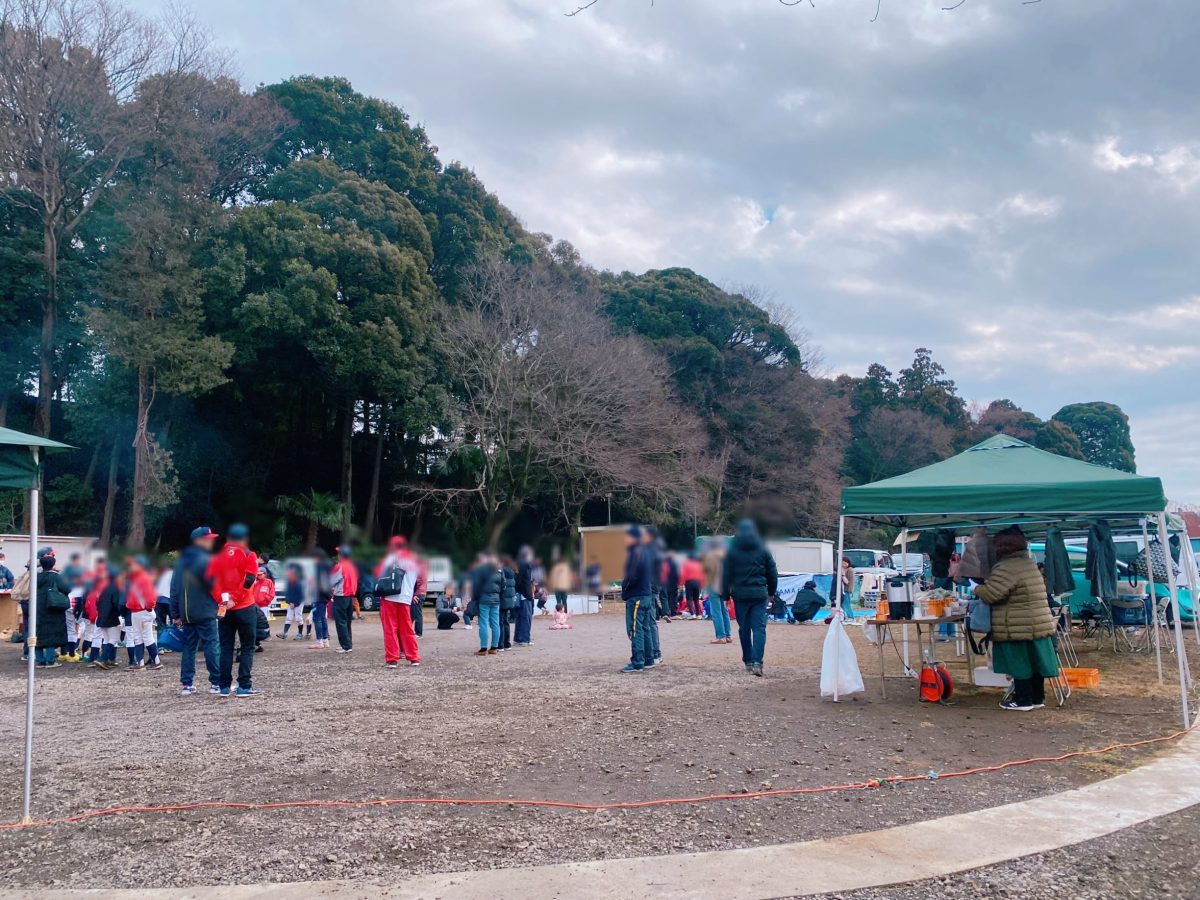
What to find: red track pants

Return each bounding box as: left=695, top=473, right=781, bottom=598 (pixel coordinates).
left=380, top=600, right=420, bottom=664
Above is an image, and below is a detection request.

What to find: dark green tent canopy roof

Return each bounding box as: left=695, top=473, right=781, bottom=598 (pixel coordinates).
left=0, top=426, right=73, bottom=489
left=840, top=434, right=1167, bottom=529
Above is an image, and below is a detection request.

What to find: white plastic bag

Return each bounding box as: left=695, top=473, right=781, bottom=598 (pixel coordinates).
left=820, top=612, right=865, bottom=700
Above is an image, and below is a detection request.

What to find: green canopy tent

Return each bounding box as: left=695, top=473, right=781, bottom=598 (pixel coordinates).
left=0, top=426, right=73, bottom=823
left=836, top=434, right=1192, bottom=727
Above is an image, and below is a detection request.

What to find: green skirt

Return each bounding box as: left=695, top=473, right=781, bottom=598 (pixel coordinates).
left=992, top=637, right=1060, bottom=680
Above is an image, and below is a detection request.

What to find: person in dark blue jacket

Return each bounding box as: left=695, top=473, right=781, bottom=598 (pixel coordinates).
left=620, top=526, right=656, bottom=673
left=513, top=546, right=535, bottom=646
left=171, top=526, right=221, bottom=696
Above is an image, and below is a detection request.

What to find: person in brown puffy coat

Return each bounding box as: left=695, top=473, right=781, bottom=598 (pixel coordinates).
left=973, top=528, right=1058, bottom=711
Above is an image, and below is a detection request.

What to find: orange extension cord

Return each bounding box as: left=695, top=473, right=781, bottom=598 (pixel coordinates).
left=3, top=725, right=1193, bottom=831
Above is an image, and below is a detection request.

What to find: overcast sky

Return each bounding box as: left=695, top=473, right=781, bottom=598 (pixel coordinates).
left=139, top=0, right=1200, bottom=503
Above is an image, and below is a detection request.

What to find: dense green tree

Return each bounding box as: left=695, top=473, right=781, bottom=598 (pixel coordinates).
left=0, top=0, right=160, bottom=435
left=897, top=347, right=968, bottom=428
left=276, top=489, right=348, bottom=552
left=1052, top=402, right=1136, bottom=472
left=975, top=399, right=1085, bottom=459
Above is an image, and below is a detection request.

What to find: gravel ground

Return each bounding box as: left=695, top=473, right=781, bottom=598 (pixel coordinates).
left=0, top=610, right=1191, bottom=889
left=821, top=806, right=1200, bottom=899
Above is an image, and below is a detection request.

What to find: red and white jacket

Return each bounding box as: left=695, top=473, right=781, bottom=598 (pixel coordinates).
left=124, top=570, right=158, bottom=612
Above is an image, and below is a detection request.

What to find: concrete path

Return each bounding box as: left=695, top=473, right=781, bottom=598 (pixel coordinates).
left=6, top=730, right=1199, bottom=900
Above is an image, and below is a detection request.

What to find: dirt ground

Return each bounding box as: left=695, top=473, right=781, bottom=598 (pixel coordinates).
left=0, top=608, right=1194, bottom=890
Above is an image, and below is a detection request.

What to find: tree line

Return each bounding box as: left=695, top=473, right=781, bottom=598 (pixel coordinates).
left=0, top=0, right=1137, bottom=562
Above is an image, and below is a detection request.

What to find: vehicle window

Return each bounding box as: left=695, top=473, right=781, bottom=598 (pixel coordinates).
left=844, top=550, right=877, bottom=568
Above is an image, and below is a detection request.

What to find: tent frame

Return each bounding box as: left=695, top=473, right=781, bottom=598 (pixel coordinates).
left=835, top=509, right=1193, bottom=729
left=21, top=446, right=40, bottom=824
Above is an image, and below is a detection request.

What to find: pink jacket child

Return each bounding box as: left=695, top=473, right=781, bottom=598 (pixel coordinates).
left=548, top=609, right=572, bottom=630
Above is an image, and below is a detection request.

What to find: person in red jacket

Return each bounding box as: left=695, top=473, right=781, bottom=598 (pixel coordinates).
left=83, top=568, right=106, bottom=667
left=206, top=523, right=262, bottom=697
left=330, top=545, right=359, bottom=653
left=680, top=555, right=705, bottom=618
left=124, top=556, right=163, bottom=670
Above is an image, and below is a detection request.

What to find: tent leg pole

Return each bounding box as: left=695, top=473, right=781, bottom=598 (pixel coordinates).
left=1157, top=515, right=1192, bottom=730
left=833, top=517, right=845, bottom=702
left=901, top=530, right=911, bottom=675
left=1183, top=532, right=1200, bottom=652
left=1142, top=518, right=1163, bottom=685
left=21, top=456, right=39, bottom=825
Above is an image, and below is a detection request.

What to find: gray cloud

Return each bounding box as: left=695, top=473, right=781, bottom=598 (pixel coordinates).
left=136, top=0, right=1200, bottom=502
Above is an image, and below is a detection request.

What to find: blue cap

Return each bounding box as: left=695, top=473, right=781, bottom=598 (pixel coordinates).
left=191, top=526, right=218, bottom=541
left=227, top=523, right=250, bottom=540
left=626, top=525, right=642, bottom=539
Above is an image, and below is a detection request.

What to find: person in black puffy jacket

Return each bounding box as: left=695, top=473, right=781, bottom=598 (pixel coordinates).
left=722, top=519, right=778, bottom=677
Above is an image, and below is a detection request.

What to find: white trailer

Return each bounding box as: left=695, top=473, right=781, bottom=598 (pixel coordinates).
left=766, top=537, right=835, bottom=575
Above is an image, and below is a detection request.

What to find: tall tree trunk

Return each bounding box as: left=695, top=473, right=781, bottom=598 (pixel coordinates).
left=340, top=395, right=354, bottom=538
left=100, top=439, right=121, bottom=547
left=486, top=502, right=520, bottom=552
left=127, top=367, right=153, bottom=550
left=34, top=227, right=58, bottom=438
left=363, top=404, right=386, bottom=542
left=304, top=517, right=318, bottom=552
left=83, top=442, right=101, bottom=491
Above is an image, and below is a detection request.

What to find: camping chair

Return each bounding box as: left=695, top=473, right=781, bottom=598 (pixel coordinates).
left=1110, top=596, right=1151, bottom=654
left=1077, top=599, right=1114, bottom=651
left=1054, top=604, right=1079, bottom=668
left=1050, top=643, right=1071, bottom=708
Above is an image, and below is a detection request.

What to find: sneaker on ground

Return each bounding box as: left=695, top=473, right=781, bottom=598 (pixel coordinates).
left=643, top=660, right=657, bottom=670
left=752, top=664, right=764, bottom=677
left=385, top=662, right=399, bottom=669
left=1030, top=702, right=1046, bottom=710
left=999, top=700, right=1034, bottom=711
left=619, top=664, right=643, bottom=673
left=219, top=688, right=231, bottom=696
left=180, top=685, right=196, bottom=696
left=409, top=661, right=420, bottom=667
left=42, top=662, right=62, bottom=669
left=208, top=686, right=222, bottom=694
left=309, top=643, right=323, bottom=649
left=474, top=649, right=488, bottom=656
left=234, top=687, right=262, bottom=697
left=147, top=661, right=164, bottom=670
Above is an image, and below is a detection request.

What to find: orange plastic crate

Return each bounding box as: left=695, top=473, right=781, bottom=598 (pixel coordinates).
left=1062, top=667, right=1100, bottom=688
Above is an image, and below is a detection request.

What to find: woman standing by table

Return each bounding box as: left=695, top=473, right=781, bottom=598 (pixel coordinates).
left=973, top=528, right=1058, bottom=711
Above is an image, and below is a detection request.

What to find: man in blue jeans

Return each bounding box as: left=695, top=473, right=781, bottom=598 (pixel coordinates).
left=722, top=519, right=779, bottom=678
left=620, top=526, right=656, bottom=673
left=171, top=526, right=221, bottom=696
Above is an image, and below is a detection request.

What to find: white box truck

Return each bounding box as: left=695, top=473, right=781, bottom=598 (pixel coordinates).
left=766, top=538, right=835, bottom=575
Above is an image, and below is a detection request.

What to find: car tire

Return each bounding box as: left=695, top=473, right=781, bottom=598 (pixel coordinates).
left=361, top=595, right=376, bottom=611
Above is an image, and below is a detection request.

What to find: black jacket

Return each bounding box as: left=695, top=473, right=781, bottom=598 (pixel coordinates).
left=621, top=544, right=654, bottom=600
left=171, top=545, right=218, bottom=624
left=35, top=570, right=71, bottom=645
left=791, top=588, right=826, bottom=615
left=96, top=582, right=123, bottom=629
left=722, top=522, right=779, bottom=603
left=515, top=560, right=534, bottom=600
left=499, top=567, right=518, bottom=610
